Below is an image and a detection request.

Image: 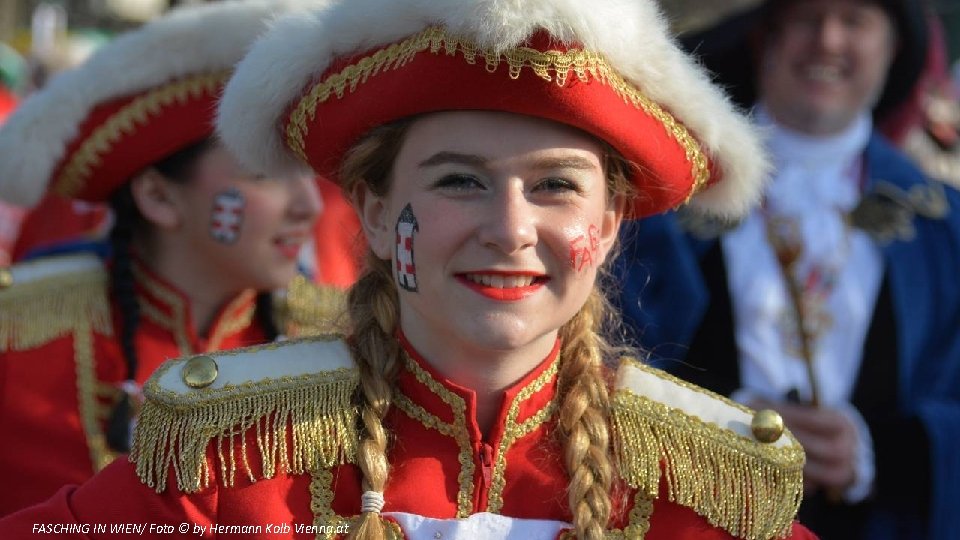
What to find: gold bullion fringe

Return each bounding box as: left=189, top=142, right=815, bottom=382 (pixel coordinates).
left=0, top=269, right=112, bottom=351
left=275, top=275, right=348, bottom=337
left=611, top=391, right=804, bottom=540
left=131, top=369, right=359, bottom=494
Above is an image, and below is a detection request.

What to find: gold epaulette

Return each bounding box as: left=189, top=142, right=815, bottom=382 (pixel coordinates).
left=274, top=274, right=348, bottom=337
left=0, top=253, right=111, bottom=351
left=611, top=359, right=804, bottom=540
left=131, top=335, right=359, bottom=494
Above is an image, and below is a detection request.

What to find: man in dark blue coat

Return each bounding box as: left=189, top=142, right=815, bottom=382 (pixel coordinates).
left=615, top=1, right=960, bottom=538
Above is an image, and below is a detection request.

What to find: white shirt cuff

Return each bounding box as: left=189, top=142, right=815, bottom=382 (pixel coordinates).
left=834, top=402, right=875, bottom=504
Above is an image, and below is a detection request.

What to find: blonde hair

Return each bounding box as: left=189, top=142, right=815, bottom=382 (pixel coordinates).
left=340, top=117, right=634, bottom=540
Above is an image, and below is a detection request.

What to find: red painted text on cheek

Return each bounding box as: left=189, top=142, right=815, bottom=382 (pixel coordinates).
left=568, top=224, right=600, bottom=272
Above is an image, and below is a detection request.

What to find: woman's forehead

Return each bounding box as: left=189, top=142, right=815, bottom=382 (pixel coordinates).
left=396, top=111, right=607, bottom=163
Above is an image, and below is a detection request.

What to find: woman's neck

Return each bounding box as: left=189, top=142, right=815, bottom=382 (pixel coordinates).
left=135, top=243, right=246, bottom=337
left=399, top=325, right=559, bottom=438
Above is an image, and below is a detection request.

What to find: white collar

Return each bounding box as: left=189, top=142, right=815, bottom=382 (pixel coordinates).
left=755, top=104, right=872, bottom=170
left=755, top=104, right=871, bottom=210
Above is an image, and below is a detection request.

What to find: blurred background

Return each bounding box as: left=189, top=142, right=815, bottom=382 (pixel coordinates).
left=4, top=0, right=960, bottom=94
left=2, top=0, right=960, bottom=267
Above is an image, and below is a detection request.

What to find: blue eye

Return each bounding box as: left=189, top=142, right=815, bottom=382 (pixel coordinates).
left=432, top=174, right=484, bottom=191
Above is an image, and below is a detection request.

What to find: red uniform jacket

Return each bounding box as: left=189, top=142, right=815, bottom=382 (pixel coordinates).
left=0, top=253, right=341, bottom=516
left=0, top=335, right=816, bottom=539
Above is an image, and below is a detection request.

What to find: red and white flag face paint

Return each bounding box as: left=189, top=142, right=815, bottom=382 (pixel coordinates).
left=395, top=203, right=418, bottom=292
left=210, top=188, right=245, bottom=244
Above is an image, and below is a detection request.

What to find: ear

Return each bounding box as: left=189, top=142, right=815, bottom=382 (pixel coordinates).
left=130, top=169, right=182, bottom=230
left=597, top=195, right=625, bottom=264
left=353, top=182, right=392, bottom=260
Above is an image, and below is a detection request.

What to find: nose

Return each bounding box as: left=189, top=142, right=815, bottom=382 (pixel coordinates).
left=287, top=175, right=323, bottom=222
left=815, top=15, right=846, bottom=52
left=477, top=184, right=537, bottom=253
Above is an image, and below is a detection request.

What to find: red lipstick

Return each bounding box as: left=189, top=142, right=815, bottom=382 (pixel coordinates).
left=456, top=271, right=547, bottom=302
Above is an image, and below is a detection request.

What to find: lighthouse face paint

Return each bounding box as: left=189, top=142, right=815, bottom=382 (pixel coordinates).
left=210, top=188, right=245, bottom=244
left=371, top=111, right=622, bottom=359
left=395, top=203, right=419, bottom=292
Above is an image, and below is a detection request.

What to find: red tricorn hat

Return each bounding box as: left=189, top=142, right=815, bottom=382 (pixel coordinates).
left=219, top=0, right=771, bottom=219
left=0, top=0, right=312, bottom=207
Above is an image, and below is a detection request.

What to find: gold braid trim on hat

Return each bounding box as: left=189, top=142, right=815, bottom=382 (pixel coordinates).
left=0, top=265, right=112, bottom=351
left=53, top=71, right=229, bottom=199
left=611, top=362, right=805, bottom=540
left=286, top=26, right=709, bottom=201
left=131, top=340, right=359, bottom=494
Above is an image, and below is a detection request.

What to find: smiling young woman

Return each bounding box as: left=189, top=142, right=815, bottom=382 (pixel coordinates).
left=0, top=0, right=815, bottom=538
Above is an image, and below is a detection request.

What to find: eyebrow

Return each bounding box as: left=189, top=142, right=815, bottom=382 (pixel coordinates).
left=530, top=156, right=599, bottom=171
left=418, top=152, right=598, bottom=171
left=418, top=152, right=487, bottom=169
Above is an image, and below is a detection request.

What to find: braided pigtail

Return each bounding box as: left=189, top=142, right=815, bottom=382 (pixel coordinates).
left=339, top=119, right=413, bottom=540
left=105, top=183, right=143, bottom=453
left=556, top=146, right=634, bottom=539
left=347, top=255, right=401, bottom=540
left=104, top=137, right=217, bottom=452
left=557, top=290, right=615, bottom=540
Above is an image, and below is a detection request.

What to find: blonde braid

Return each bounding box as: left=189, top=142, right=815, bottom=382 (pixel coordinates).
left=558, top=290, right=616, bottom=540
left=346, top=255, right=401, bottom=540
left=338, top=120, right=414, bottom=540
left=553, top=144, right=634, bottom=539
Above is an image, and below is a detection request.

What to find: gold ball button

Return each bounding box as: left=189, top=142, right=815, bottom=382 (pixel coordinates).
left=182, top=355, right=218, bottom=389
left=0, top=268, right=13, bottom=289
left=751, top=409, right=784, bottom=444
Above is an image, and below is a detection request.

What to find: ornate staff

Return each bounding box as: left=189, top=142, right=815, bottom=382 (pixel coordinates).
left=764, top=215, right=822, bottom=408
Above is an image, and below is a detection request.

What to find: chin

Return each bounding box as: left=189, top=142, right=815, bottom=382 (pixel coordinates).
left=459, top=320, right=555, bottom=353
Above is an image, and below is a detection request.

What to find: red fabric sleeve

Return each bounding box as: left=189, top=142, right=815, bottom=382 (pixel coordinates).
left=0, top=458, right=218, bottom=539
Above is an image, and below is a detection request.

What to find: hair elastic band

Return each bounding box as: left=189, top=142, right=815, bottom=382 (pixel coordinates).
left=360, top=491, right=385, bottom=514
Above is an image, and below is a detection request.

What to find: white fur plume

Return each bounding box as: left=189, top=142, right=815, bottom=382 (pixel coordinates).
left=0, top=0, right=316, bottom=207
left=219, top=0, right=769, bottom=218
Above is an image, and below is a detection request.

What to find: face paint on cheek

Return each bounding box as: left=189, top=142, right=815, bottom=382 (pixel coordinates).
left=568, top=224, right=601, bottom=273
left=395, top=203, right=419, bottom=292
left=209, top=188, right=245, bottom=245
